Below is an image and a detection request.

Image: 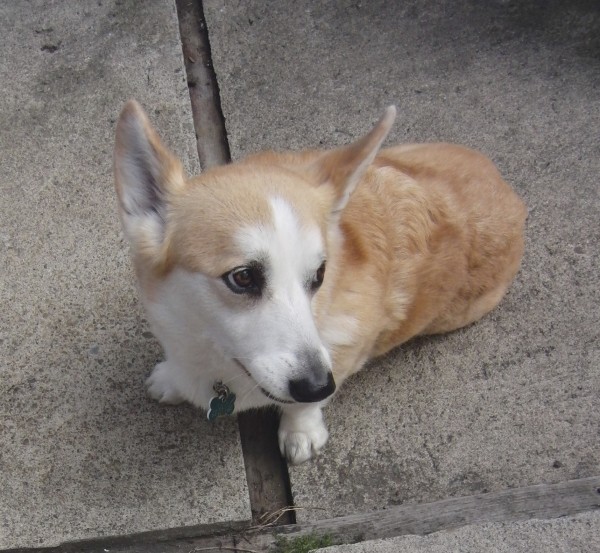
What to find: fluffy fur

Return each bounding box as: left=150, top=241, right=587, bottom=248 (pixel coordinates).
left=114, top=101, right=526, bottom=464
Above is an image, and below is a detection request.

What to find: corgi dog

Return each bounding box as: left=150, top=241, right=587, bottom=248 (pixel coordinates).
left=114, top=100, right=526, bottom=464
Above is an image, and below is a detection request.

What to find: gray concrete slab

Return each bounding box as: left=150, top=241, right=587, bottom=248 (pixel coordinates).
left=0, top=1, right=250, bottom=548
left=313, top=511, right=600, bottom=552
left=204, top=0, right=600, bottom=521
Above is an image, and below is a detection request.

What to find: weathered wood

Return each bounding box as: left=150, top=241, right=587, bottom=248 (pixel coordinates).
left=175, top=0, right=231, bottom=170
left=278, top=475, right=600, bottom=544
left=16, top=476, right=597, bottom=553
left=237, top=410, right=295, bottom=525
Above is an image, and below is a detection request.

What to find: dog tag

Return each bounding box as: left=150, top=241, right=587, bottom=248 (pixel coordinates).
left=207, top=381, right=236, bottom=421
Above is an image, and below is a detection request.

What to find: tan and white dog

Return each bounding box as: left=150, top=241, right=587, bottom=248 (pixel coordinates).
left=114, top=100, right=526, bottom=464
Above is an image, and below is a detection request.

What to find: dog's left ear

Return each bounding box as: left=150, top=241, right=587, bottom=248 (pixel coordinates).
left=313, top=106, right=396, bottom=215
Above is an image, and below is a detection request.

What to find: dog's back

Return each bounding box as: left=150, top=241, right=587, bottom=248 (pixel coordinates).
left=343, top=143, right=527, bottom=358
left=240, top=142, right=526, bottom=381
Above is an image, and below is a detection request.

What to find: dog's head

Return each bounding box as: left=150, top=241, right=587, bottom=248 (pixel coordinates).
left=114, top=101, right=395, bottom=405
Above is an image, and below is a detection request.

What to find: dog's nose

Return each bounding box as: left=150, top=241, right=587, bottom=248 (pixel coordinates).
left=289, top=371, right=336, bottom=403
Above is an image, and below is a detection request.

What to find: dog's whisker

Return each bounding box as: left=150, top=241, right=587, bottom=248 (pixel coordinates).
left=222, top=372, right=251, bottom=387
left=239, top=382, right=261, bottom=404
left=238, top=367, right=282, bottom=403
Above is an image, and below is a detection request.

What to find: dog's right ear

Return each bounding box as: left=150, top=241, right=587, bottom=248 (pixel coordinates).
left=312, top=106, right=396, bottom=218
left=114, top=100, right=185, bottom=263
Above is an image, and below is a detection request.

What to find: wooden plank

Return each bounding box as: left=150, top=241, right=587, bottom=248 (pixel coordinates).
left=175, top=0, right=231, bottom=169
left=278, top=475, right=600, bottom=544
left=19, top=476, right=597, bottom=552
left=237, top=410, right=295, bottom=525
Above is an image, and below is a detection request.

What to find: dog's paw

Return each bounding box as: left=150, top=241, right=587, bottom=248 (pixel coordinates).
left=278, top=407, right=329, bottom=464
left=146, top=362, right=184, bottom=405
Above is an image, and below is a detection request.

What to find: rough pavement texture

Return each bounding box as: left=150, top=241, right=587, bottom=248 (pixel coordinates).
left=204, top=0, right=600, bottom=521
left=0, top=1, right=250, bottom=548
left=314, top=511, right=600, bottom=552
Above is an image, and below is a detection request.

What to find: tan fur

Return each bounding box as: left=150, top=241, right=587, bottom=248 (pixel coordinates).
left=236, top=144, right=527, bottom=384
left=168, top=165, right=332, bottom=278
left=115, top=100, right=526, bottom=395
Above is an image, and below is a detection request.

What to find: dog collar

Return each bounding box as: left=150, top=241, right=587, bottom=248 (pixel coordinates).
left=207, top=381, right=236, bottom=421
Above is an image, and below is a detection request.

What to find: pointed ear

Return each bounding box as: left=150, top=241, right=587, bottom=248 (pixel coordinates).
left=313, top=106, right=396, bottom=215
left=114, top=100, right=185, bottom=259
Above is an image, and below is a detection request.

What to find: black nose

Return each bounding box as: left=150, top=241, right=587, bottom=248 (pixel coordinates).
left=289, top=371, right=336, bottom=403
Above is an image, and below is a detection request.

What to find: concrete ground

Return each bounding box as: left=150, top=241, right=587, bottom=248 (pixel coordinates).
left=1, top=0, right=598, bottom=551
left=315, top=510, right=600, bottom=552
left=0, top=1, right=250, bottom=549
left=204, top=0, right=600, bottom=521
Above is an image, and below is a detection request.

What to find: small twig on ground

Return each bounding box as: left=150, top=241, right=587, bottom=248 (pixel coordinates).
left=188, top=546, right=259, bottom=553
left=247, top=505, right=327, bottom=532
left=253, top=506, right=297, bottom=529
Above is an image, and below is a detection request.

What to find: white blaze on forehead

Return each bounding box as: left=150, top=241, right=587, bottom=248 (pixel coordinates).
left=235, top=197, right=324, bottom=282
left=231, top=196, right=331, bottom=397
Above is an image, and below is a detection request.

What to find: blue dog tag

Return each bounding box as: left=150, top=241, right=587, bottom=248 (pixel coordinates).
left=207, top=382, right=236, bottom=421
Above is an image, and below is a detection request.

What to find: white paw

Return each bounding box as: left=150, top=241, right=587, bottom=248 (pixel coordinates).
left=278, top=407, right=329, bottom=464
left=146, top=362, right=184, bottom=404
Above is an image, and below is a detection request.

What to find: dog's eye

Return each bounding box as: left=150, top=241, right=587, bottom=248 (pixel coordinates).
left=232, top=269, right=253, bottom=288
left=222, top=266, right=263, bottom=295
left=311, top=261, right=326, bottom=291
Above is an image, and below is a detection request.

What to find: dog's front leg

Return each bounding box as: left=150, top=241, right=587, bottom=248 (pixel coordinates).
left=278, top=403, right=329, bottom=464
left=146, top=361, right=186, bottom=405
